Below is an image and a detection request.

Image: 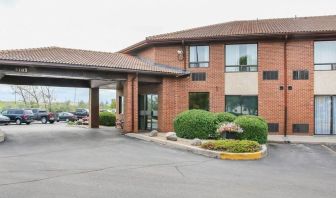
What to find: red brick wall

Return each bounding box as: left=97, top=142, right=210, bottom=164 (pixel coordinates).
left=136, top=47, right=156, bottom=61
left=258, top=42, right=285, bottom=134
left=286, top=40, right=314, bottom=135
left=130, top=40, right=315, bottom=135
left=154, top=44, right=225, bottom=131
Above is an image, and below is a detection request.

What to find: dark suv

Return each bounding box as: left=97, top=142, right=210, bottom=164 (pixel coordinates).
left=1, top=109, right=34, bottom=125
left=25, top=108, right=55, bottom=124
left=73, top=108, right=89, bottom=119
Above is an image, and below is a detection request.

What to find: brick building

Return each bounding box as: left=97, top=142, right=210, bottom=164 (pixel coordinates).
left=118, top=15, right=336, bottom=136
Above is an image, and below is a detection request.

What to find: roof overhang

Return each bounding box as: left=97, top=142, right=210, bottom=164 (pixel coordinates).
left=119, top=31, right=336, bottom=54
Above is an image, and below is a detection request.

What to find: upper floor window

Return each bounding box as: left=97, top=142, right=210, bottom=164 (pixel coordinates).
left=225, top=44, right=257, bottom=72
left=314, top=41, right=336, bottom=70
left=191, top=72, right=206, bottom=81
left=263, top=71, right=278, bottom=80
left=293, top=70, right=309, bottom=80
left=189, top=46, right=209, bottom=67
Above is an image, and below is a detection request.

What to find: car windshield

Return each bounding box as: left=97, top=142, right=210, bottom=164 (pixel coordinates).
left=24, top=110, right=34, bottom=115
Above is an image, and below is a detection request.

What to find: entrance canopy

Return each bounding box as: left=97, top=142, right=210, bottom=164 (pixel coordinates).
left=0, top=47, right=188, bottom=88
left=0, top=47, right=188, bottom=130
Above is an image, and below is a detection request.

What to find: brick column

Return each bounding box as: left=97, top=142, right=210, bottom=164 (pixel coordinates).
left=89, top=87, right=99, bottom=128
left=123, top=74, right=138, bottom=133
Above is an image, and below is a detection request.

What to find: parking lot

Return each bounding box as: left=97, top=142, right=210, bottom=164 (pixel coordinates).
left=0, top=123, right=335, bottom=198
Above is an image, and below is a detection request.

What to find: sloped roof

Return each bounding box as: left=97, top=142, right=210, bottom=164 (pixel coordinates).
left=0, top=47, right=187, bottom=76
left=121, top=15, right=336, bottom=53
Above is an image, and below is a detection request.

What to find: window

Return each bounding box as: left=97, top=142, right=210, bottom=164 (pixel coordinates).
left=118, top=96, right=124, bottom=114
left=225, top=44, right=257, bottom=72
left=191, top=73, right=206, bottom=81
left=293, top=70, right=309, bottom=80
left=268, top=123, right=279, bottom=132
left=189, top=46, right=209, bottom=67
left=225, top=96, right=258, bottom=115
left=263, top=71, right=278, bottom=80
left=293, top=124, right=309, bottom=133
left=189, top=92, right=209, bottom=111
left=314, top=41, right=336, bottom=70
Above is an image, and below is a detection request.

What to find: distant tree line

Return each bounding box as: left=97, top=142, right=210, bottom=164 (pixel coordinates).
left=0, top=86, right=116, bottom=113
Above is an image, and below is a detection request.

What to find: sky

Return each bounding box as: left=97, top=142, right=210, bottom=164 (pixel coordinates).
left=0, top=0, right=335, bottom=102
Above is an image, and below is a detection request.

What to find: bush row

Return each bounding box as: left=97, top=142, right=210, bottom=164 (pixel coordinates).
left=201, top=139, right=261, bottom=153
left=173, top=110, right=268, bottom=144
left=99, top=112, right=116, bottom=126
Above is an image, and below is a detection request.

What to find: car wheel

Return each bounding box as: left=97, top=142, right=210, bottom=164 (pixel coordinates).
left=26, top=122, right=31, bottom=125
left=41, top=117, right=47, bottom=124
left=15, top=119, right=22, bottom=125
left=66, top=118, right=69, bottom=122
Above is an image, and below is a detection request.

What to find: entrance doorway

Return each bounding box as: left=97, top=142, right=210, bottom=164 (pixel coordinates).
left=315, top=96, right=336, bottom=135
left=139, top=94, right=158, bottom=130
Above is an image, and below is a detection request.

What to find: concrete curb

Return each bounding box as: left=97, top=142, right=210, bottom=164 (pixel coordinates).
left=125, top=133, right=267, bottom=160
left=0, top=130, right=5, bottom=143
left=268, top=135, right=336, bottom=145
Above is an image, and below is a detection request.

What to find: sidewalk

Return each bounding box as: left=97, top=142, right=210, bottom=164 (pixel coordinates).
left=268, top=135, right=336, bottom=145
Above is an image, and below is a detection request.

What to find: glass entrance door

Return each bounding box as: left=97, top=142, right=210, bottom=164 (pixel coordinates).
left=139, top=94, right=158, bottom=130
left=315, top=96, right=336, bottom=135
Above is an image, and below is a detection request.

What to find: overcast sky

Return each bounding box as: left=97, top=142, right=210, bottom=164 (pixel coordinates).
left=0, top=0, right=335, bottom=102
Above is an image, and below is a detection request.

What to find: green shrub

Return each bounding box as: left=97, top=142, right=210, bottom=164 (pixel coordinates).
left=201, top=140, right=261, bottom=153
left=234, top=115, right=268, bottom=144
left=215, top=112, right=237, bottom=123
left=99, top=112, right=116, bottom=126
left=174, top=109, right=219, bottom=139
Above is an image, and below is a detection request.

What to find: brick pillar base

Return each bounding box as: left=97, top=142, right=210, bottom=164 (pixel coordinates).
left=89, top=88, right=99, bottom=128
left=123, top=74, right=138, bottom=133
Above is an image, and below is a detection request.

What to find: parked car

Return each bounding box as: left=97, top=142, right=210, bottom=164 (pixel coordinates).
left=1, top=109, right=34, bottom=125
left=25, top=108, right=55, bottom=124
left=57, top=112, right=78, bottom=122
left=0, top=113, right=10, bottom=125
left=74, top=108, right=89, bottom=119
left=82, top=116, right=89, bottom=125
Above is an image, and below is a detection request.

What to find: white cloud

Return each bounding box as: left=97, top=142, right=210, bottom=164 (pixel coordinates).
left=0, top=0, right=335, bottom=102
left=0, top=0, right=335, bottom=52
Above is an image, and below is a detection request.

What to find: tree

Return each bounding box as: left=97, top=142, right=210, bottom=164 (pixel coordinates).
left=11, top=86, right=29, bottom=106
left=111, top=99, right=116, bottom=109
left=40, top=86, right=55, bottom=111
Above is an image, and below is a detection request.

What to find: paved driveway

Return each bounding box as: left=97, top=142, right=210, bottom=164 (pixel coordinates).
left=0, top=123, right=335, bottom=198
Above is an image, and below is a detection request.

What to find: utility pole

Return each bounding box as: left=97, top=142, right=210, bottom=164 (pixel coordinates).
left=74, top=88, right=77, bottom=105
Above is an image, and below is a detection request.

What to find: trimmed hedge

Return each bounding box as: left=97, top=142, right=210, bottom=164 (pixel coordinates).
left=99, top=112, right=116, bottom=126
left=215, top=112, right=237, bottom=123
left=234, top=115, right=268, bottom=144
left=174, top=109, right=218, bottom=139
left=201, top=139, right=261, bottom=153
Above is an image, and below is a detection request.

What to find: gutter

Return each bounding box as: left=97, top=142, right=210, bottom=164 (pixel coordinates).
left=0, top=59, right=188, bottom=77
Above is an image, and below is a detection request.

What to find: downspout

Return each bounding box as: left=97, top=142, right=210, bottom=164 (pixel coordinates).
left=182, top=40, right=187, bottom=70
left=284, top=35, right=288, bottom=139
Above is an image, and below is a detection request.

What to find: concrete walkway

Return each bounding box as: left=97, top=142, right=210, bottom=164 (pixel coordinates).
left=268, top=135, right=336, bottom=144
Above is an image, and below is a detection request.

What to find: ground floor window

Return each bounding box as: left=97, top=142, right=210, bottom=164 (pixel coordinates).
left=225, top=95, right=258, bottom=115
left=189, top=92, right=209, bottom=111
left=315, top=96, right=336, bottom=135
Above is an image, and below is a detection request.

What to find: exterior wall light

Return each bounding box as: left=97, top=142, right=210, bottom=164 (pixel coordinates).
left=177, top=49, right=184, bottom=61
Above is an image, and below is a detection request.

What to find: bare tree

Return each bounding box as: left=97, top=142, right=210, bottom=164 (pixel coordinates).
left=41, top=86, right=55, bottom=111
left=11, top=86, right=29, bottom=106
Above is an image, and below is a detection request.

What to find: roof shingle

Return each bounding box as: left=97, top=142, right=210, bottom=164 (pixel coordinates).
left=0, top=47, right=187, bottom=76
left=120, top=15, right=336, bottom=53
left=147, top=15, right=336, bottom=41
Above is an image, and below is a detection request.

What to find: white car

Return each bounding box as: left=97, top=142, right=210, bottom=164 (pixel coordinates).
left=0, top=113, right=10, bottom=125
